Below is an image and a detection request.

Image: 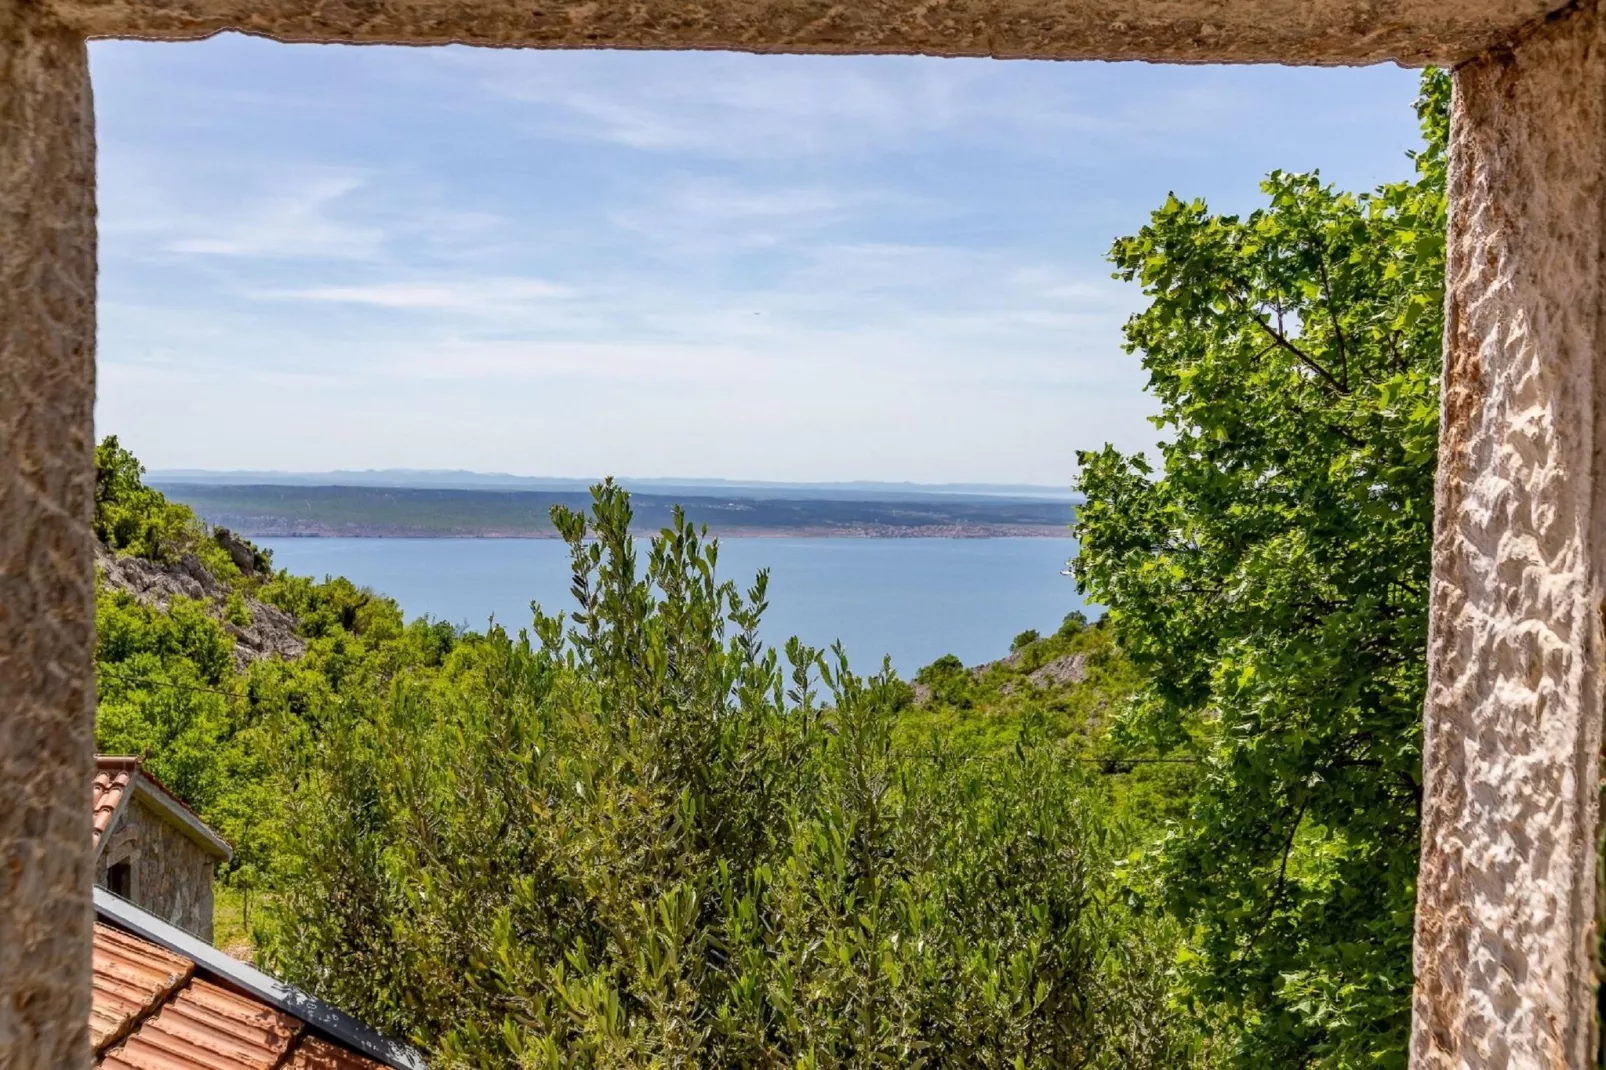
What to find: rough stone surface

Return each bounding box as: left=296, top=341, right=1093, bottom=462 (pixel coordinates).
left=96, top=544, right=307, bottom=670
left=1413, top=4, right=1606, bottom=1065
left=44, top=0, right=1564, bottom=67
left=96, top=796, right=220, bottom=943
left=970, top=649, right=1026, bottom=679
left=0, top=1, right=97, bottom=1067
left=1028, top=653, right=1087, bottom=689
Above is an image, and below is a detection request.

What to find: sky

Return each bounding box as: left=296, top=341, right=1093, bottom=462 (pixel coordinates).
left=91, top=39, right=1425, bottom=486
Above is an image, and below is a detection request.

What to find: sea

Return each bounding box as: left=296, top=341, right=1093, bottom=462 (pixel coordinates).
left=257, top=536, right=1093, bottom=677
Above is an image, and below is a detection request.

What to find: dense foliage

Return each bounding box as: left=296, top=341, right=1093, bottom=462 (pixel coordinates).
left=97, top=436, right=241, bottom=573
left=263, top=483, right=1194, bottom=1068
left=93, top=449, right=1192, bottom=1066
left=94, top=443, right=460, bottom=885
left=1073, top=71, right=1448, bottom=1066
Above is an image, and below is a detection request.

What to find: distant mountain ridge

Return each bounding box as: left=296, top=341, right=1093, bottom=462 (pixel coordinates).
left=149, top=468, right=1079, bottom=503
left=155, top=483, right=1076, bottom=540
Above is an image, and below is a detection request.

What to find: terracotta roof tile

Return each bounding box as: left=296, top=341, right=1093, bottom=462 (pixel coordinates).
left=284, top=1036, right=391, bottom=1070
left=90, top=918, right=418, bottom=1070
left=93, top=757, right=140, bottom=850
left=100, top=978, right=303, bottom=1070
left=91, top=926, right=193, bottom=1052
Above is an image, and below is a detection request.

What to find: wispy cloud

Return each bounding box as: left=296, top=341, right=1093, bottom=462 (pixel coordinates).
left=91, top=36, right=1423, bottom=481
left=383, top=338, right=773, bottom=385
left=470, top=54, right=965, bottom=158
left=102, top=167, right=385, bottom=261
left=166, top=175, right=381, bottom=259
left=453, top=50, right=1250, bottom=163
left=251, top=277, right=573, bottom=313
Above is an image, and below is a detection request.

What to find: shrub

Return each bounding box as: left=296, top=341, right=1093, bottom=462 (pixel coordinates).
left=1010, top=629, right=1041, bottom=651
left=95, top=435, right=242, bottom=579
left=262, top=483, right=1198, bottom=1067
left=1056, top=612, right=1088, bottom=639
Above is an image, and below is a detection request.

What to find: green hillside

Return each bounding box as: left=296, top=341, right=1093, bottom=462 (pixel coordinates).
left=96, top=438, right=1202, bottom=1067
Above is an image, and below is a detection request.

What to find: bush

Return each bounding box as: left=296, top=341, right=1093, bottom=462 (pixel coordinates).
left=1010, top=629, right=1041, bottom=651
left=95, top=435, right=242, bottom=579
left=1056, top=612, right=1088, bottom=639
left=262, top=483, right=1198, bottom=1067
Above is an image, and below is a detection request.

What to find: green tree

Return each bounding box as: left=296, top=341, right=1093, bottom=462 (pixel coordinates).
left=1011, top=629, right=1042, bottom=651
left=95, top=434, right=244, bottom=576
left=1073, top=71, right=1448, bottom=1066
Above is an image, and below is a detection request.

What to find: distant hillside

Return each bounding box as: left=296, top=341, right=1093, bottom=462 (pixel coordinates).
left=149, top=469, right=1078, bottom=502
left=156, top=483, right=1075, bottom=539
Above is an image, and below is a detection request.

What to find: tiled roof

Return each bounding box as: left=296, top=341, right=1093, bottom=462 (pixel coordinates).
left=285, top=1037, right=391, bottom=1070
left=91, top=926, right=192, bottom=1051
left=101, top=977, right=303, bottom=1070
left=93, top=756, right=232, bottom=861
left=91, top=903, right=412, bottom=1070
left=93, top=757, right=140, bottom=851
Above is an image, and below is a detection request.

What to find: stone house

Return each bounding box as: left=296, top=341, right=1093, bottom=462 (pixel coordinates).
left=91, top=757, right=231, bottom=943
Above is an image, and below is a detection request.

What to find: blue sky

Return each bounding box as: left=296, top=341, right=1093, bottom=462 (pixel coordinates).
left=91, top=39, right=1424, bottom=485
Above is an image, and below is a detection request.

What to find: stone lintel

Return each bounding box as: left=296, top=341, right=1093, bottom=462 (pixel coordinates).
left=42, top=0, right=1566, bottom=68
left=1414, top=2, right=1606, bottom=1066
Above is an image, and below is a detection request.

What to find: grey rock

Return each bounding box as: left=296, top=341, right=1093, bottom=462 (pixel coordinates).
left=1028, top=654, right=1087, bottom=689
left=96, top=544, right=305, bottom=670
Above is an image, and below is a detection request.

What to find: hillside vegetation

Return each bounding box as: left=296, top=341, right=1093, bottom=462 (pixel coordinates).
left=95, top=440, right=1200, bottom=1068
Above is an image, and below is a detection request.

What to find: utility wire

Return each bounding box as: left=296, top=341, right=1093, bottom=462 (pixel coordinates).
left=97, top=667, right=239, bottom=698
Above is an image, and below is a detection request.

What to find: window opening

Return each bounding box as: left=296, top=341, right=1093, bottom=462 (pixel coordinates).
left=106, top=861, right=132, bottom=900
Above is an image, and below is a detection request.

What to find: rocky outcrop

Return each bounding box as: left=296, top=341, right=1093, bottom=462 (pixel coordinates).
left=969, top=650, right=1026, bottom=679
left=212, top=527, right=267, bottom=577
left=1028, top=654, right=1087, bottom=689
left=912, top=651, right=1089, bottom=707
left=95, top=545, right=304, bottom=669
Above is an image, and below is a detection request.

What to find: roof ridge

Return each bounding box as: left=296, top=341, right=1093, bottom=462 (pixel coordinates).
left=92, top=768, right=139, bottom=863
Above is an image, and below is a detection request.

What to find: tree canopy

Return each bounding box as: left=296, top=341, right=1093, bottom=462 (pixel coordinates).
left=1073, top=70, right=1448, bottom=1067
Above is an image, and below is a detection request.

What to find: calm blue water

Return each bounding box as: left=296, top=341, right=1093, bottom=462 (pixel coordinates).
left=257, top=537, right=1090, bottom=676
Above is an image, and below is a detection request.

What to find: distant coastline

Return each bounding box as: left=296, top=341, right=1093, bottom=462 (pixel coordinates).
left=159, top=482, right=1076, bottom=541
left=229, top=526, right=1070, bottom=540
left=150, top=468, right=1078, bottom=503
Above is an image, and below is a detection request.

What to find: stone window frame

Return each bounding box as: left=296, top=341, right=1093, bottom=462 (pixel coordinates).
left=5, top=0, right=1606, bottom=1066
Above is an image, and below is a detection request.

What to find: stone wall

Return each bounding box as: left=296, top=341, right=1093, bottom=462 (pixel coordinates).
left=1413, top=3, right=1606, bottom=1066
left=97, top=796, right=219, bottom=943
left=0, top=0, right=96, bottom=1067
